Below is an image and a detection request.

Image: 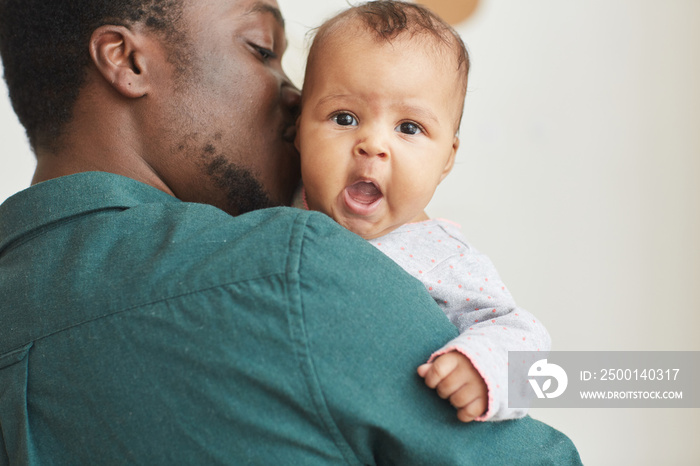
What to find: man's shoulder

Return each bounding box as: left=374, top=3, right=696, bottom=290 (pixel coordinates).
left=136, top=203, right=372, bottom=276
left=85, top=201, right=376, bottom=299
left=0, top=178, right=377, bottom=354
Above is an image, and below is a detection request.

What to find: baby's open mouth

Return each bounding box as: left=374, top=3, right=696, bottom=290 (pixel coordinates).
left=346, top=181, right=383, bottom=205
left=343, top=180, right=384, bottom=216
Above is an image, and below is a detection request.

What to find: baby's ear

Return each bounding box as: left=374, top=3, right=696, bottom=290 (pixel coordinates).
left=440, top=136, right=459, bottom=183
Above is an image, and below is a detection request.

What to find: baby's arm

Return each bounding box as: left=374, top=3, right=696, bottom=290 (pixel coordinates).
left=370, top=221, right=551, bottom=421
left=423, top=245, right=551, bottom=421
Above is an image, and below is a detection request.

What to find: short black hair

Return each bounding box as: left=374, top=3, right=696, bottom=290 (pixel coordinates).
left=0, top=0, right=184, bottom=151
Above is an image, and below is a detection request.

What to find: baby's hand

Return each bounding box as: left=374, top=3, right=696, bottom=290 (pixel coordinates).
left=417, top=351, right=488, bottom=422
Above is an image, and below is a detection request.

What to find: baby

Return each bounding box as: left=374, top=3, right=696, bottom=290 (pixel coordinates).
left=294, top=0, right=550, bottom=422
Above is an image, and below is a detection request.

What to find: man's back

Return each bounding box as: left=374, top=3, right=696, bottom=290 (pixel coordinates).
left=0, top=172, right=581, bottom=464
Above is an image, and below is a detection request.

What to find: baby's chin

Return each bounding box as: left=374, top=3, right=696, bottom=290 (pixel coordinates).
left=337, top=217, right=398, bottom=241
left=309, top=192, right=417, bottom=240
left=340, top=207, right=431, bottom=240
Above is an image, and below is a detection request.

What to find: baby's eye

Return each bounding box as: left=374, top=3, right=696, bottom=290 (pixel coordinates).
left=396, top=122, right=422, bottom=135
left=331, top=112, right=358, bottom=126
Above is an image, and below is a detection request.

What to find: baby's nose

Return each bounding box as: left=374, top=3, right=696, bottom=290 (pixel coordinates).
left=355, top=134, right=389, bottom=159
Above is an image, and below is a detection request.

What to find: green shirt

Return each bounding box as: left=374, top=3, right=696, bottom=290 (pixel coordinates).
left=0, top=172, right=581, bottom=465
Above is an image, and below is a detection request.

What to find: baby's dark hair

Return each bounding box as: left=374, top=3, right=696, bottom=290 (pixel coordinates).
left=306, top=0, right=470, bottom=127
left=0, top=0, right=185, bottom=152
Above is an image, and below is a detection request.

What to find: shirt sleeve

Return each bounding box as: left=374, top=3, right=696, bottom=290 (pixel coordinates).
left=293, top=214, right=578, bottom=465
left=426, top=246, right=551, bottom=421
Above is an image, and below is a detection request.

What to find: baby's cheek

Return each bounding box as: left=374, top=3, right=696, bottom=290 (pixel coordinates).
left=399, top=180, right=434, bottom=211
left=305, top=183, right=334, bottom=216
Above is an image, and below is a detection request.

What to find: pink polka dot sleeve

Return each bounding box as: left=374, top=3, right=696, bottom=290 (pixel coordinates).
left=369, top=219, right=551, bottom=421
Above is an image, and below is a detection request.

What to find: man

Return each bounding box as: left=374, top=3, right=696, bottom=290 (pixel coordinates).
left=0, top=0, right=581, bottom=463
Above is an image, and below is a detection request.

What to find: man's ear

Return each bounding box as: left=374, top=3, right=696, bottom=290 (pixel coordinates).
left=439, top=136, right=459, bottom=183
left=89, top=25, right=152, bottom=98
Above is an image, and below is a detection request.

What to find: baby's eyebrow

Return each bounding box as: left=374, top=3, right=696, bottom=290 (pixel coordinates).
left=316, top=94, right=351, bottom=107
left=394, top=104, right=439, bottom=126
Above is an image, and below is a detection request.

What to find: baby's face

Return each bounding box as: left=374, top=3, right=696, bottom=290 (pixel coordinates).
left=296, top=30, right=461, bottom=240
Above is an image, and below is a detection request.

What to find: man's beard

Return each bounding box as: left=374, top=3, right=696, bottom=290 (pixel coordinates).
left=205, top=154, right=276, bottom=216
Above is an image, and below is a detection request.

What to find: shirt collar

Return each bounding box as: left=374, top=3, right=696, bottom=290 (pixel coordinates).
left=0, top=171, right=178, bottom=255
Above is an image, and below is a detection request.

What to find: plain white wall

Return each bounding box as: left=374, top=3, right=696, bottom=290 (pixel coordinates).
left=1, top=1, right=698, bottom=464
left=0, top=82, right=34, bottom=195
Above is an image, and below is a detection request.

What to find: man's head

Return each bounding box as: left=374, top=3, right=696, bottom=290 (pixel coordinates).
left=0, top=0, right=301, bottom=215
left=0, top=0, right=186, bottom=151
left=296, top=1, right=470, bottom=239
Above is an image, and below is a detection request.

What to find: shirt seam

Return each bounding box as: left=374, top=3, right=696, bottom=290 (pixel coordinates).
left=0, top=270, right=288, bottom=357
left=0, top=207, right=129, bottom=258
left=285, top=212, right=361, bottom=466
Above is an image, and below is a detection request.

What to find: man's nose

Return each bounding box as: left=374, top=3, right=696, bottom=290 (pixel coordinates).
left=281, top=82, right=301, bottom=118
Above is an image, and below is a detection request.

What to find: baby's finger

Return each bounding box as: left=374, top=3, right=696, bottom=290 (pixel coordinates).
left=448, top=384, right=479, bottom=409
left=456, top=397, right=488, bottom=423
left=456, top=406, right=477, bottom=423
left=417, top=363, right=431, bottom=378
left=422, top=355, right=459, bottom=389
left=434, top=369, right=471, bottom=400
